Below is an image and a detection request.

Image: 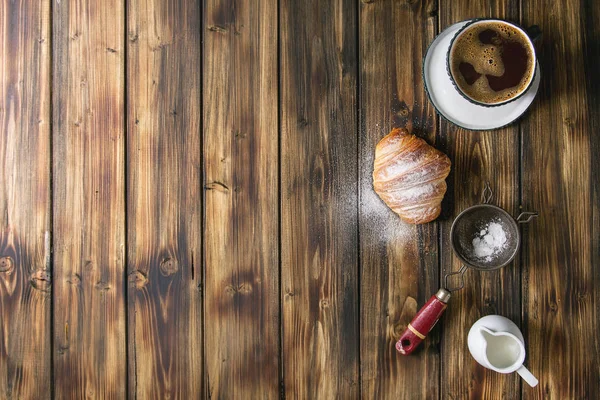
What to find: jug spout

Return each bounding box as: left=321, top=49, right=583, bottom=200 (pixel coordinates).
left=467, top=326, right=496, bottom=369
left=479, top=326, right=497, bottom=338
left=479, top=326, right=498, bottom=346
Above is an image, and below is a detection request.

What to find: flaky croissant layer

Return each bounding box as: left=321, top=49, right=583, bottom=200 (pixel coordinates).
left=373, top=128, right=451, bottom=224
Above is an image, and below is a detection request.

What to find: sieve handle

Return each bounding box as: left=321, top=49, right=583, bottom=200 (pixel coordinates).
left=517, top=212, right=538, bottom=223
left=396, top=289, right=450, bottom=355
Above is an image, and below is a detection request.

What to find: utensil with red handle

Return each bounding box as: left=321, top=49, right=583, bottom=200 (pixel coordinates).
left=396, top=289, right=451, bottom=355
left=396, top=289, right=451, bottom=354
left=397, top=265, right=467, bottom=355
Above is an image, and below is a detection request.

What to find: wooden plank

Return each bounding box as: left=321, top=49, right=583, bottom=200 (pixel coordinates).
left=0, top=0, right=51, bottom=398
left=280, top=0, right=358, bottom=397
left=438, top=2, right=521, bottom=398
left=52, top=0, right=126, bottom=397
left=521, top=0, right=600, bottom=397
left=203, top=0, right=279, bottom=397
left=359, top=1, right=440, bottom=398
left=126, top=0, right=202, bottom=397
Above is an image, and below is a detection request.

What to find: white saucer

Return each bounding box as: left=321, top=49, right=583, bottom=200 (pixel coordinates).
left=423, top=20, right=541, bottom=131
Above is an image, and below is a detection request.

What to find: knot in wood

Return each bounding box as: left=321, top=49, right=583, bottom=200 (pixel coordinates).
left=205, top=181, right=229, bottom=193
left=66, top=273, right=81, bottom=286
left=129, top=270, right=148, bottom=288
left=0, top=256, right=14, bottom=272
left=483, top=297, right=497, bottom=311
left=234, top=130, right=246, bottom=139
left=95, top=281, right=110, bottom=292
left=208, top=25, right=228, bottom=34
left=298, top=117, right=309, bottom=127
left=160, top=258, right=179, bottom=276
left=225, top=283, right=253, bottom=296
left=30, top=269, right=51, bottom=291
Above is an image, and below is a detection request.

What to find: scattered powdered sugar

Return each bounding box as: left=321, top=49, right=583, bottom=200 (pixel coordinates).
left=359, top=131, right=420, bottom=246
left=360, top=188, right=416, bottom=245
left=472, top=220, right=507, bottom=262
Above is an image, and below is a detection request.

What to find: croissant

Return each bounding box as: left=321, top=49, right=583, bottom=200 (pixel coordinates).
left=373, top=128, right=451, bottom=224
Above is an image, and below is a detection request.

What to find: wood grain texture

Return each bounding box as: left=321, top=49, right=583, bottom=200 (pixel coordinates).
left=585, top=1, right=600, bottom=399
left=203, top=0, right=279, bottom=397
left=359, top=0, right=440, bottom=398
left=0, top=0, right=596, bottom=397
left=438, top=2, right=522, bottom=399
left=280, top=0, right=358, bottom=397
left=126, top=0, right=203, bottom=397
left=52, top=0, right=126, bottom=397
left=0, top=0, right=51, bottom=398
left=521, top=0, right=600, bottom=397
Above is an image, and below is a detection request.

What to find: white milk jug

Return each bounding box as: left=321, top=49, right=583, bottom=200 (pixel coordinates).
left=467, top=315, right=538, bottom=387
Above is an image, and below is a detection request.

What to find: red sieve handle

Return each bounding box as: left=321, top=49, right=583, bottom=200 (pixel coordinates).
left=396, top=289, right=451, bottom=355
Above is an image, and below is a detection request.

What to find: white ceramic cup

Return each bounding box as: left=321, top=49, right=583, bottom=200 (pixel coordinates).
left=446, top=18, right=540, bottom=107
left=422, top=20, right=542, bottom=130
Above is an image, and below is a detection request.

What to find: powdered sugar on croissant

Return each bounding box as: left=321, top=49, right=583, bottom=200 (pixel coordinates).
left=373, top=128, right=451, bottom=224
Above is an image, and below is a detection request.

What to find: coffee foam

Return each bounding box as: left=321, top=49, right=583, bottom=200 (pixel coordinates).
left=450, top=21, right=535, bottom=104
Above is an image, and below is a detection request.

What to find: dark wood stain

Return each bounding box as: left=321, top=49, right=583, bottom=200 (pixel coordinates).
left=0, top=0, right=598, bottom=397
left=52, top=0, right=127, bottom=397
left=438, top=2, right=522, bottom=399
left=280, top=0, right=359, bottom=397
left=521, top=0, right=600, bottom=397
left=0, top=0, right=51, bottom=398
left=584, top=0, right=600, bottom=396
left=126, top=0, right=203, bottom=397
left=203, top=0, right=280, bottom=398
left=359, top=0, right=440, bottom=398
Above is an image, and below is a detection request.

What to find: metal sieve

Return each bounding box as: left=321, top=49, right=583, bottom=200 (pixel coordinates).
left=451, top=204, right=529, bottom=270
left=396, top=183, right=537, bottom=355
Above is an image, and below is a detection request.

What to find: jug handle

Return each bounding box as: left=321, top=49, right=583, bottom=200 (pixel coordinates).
left=517, top=365, right=539, bottom=387
left=396, top=289, right=450, bottom=355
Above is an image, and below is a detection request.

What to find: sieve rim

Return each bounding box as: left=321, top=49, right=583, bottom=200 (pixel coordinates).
left=450, top=204, right=521, bottom=271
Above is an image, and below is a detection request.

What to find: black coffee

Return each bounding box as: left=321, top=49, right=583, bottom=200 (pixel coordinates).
left=450, top=21, right=535, bottom=104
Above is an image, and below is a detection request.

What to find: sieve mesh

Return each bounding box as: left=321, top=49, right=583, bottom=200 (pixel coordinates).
left=450, top=205, right=520, bottom=270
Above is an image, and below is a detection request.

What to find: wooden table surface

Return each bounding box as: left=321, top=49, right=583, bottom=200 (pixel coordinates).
left=1, top=0, right=598, bottom=398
